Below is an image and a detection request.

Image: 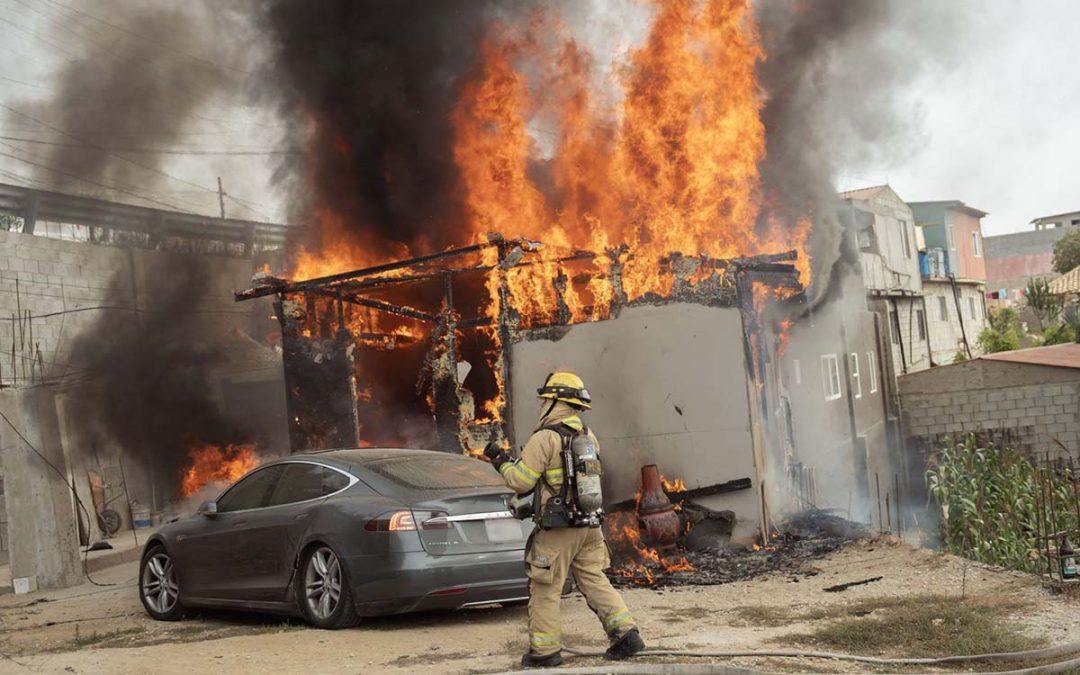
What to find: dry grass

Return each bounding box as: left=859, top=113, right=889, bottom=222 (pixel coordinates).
left=775, top=594, right=1042, bottom=658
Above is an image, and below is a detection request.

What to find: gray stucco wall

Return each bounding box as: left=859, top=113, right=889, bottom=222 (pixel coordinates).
left=509, top=303, right=761, bottom=536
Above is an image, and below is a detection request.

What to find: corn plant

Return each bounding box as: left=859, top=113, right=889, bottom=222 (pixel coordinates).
left=926, top=435, right=1078, bottom=573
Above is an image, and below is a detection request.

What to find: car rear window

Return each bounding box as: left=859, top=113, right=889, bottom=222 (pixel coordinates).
left=367, top=457, right=505, bottom=490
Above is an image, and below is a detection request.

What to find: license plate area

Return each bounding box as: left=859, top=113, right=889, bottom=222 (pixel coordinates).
left=485, top=517, right=524, bottom=543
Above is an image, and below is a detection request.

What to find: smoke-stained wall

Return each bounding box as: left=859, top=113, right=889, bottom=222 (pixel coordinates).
left=778, top=270, right=897, bottom=525
left=509, top=303, right=763, bottom=540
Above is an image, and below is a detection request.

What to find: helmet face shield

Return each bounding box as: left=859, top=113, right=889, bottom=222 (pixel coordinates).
left=536, top=372, right=591, bottom=409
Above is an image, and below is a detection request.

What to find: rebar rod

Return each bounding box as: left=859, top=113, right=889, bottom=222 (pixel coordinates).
left=1051, top=467, right=1062, bottom=582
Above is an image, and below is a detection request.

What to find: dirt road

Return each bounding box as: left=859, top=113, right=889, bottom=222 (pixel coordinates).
left=1, top=540, right=1077, bottom=674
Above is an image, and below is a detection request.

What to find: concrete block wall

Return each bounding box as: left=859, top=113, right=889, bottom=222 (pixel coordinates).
left=922, top=280, right=987, bottom=365
left=903, top=380, right=1080, bottom=458
left=0, top=230, right=131, bottom=385
left=0, top=229, right=268, bottom=387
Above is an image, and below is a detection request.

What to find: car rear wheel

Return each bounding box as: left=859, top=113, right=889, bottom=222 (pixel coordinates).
left=139, top=545, right=186, bottom=621
left=298, top=544, right=359, bottom=629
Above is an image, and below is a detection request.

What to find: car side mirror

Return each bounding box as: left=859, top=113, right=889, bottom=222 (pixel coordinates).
left=198, top=501, right=218, bottom=518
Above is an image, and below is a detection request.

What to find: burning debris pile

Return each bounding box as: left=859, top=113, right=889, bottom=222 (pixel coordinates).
left=599, top=462, right=864, bottom=588
left=607, top=506, right=866, bottom=589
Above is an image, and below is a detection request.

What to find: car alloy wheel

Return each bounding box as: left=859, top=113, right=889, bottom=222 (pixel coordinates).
left=142, top=551, right=179, bottom=615
left=304, top=546, right=342, bottom=621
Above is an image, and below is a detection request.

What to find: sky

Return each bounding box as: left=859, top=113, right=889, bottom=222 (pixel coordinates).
left=842, top=0, right=1080, bottom=236
left=0, top=0, right=1077, bottom=237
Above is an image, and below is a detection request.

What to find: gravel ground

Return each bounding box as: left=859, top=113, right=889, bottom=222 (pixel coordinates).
left=0, top=538, right=1076, bottom=674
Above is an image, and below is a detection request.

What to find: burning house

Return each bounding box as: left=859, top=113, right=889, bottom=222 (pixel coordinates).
left=237, top=242, right=804, bottom=545
left=233, top=0, right=918, bottom=578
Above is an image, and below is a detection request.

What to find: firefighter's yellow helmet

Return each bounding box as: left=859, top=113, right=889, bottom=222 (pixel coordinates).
left=537, top=371, right=591, bottom=409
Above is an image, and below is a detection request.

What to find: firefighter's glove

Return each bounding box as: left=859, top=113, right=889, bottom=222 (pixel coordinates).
left=488, top=442, right=511, bottom=468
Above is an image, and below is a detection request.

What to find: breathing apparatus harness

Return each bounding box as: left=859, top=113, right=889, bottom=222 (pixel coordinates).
left=530, top=418, right=605, bottom=529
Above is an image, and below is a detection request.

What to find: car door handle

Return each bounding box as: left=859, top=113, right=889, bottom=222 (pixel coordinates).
left=294, top=513, right=309, bottom=521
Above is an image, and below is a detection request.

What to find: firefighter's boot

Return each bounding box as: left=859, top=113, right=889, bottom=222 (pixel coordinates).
left=521, top=650, right=564, bottom=668
left=605, top=628, right=645, bottom=660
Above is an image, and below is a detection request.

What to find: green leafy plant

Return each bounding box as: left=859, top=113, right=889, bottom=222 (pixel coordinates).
left=1063, top=304, right=1080, bottom=343
left=1025, top=277, right=1065, bottom=331
left=927, top=435, right=1079, bottom=574
left=1037, top=322, right=1076, bottom=346
left=977, top=307, right=1022, bottom=354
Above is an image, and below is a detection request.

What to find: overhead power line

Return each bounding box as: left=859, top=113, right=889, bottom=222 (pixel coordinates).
left=40, top=0, right=252, bottom=75
left=0, top=135, right=296, bottom=156
left=0, top=148, right=198, bottom=213
left=0, top=103, right=274, bottom=220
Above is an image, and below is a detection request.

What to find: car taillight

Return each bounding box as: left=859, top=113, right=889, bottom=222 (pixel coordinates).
left=364, top=510, right=449, bottom=532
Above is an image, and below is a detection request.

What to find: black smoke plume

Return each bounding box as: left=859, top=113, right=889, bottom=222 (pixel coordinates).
left=6, top=1, right=244, bottom=197
left=67, top=259, right=254, bottom=505
left=257, top=0, right=528, bottom=258
left=754, top=0, right=963, bottom=302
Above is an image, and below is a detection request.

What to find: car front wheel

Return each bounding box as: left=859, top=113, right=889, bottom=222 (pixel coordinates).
left=297, top=544, right=359, bottom=629
left=139, top=545, right=185, bottom=621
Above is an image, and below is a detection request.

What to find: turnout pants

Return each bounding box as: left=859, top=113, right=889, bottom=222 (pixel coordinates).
left=525, top=526, right=636, bottom=656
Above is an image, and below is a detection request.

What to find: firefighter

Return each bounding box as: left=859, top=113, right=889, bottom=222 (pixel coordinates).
left=485, top=372, right=645, bottom=668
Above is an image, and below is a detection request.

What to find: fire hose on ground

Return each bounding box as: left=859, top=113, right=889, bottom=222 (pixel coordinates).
left=494, top=641, right=1080, bottom=675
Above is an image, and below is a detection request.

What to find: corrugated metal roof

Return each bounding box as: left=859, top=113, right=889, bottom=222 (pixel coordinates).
left=1049, top=265, right=1080, bottom=294
left=981, top=343, right=1080, bottom=369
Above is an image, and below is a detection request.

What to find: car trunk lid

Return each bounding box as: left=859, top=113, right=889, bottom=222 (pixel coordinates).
left=411, top=489, right=530, bottom=556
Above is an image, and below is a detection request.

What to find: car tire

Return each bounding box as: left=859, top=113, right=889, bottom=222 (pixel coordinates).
left=297, top=543, right=359, bottom=629
left=139, top=544, right=186, bottom=621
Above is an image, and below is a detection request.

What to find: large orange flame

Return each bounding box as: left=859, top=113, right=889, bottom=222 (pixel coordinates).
left=293, top=0, right=810, bottom=288
left=180, top=443, right=260, bottom=497
left=288, top=0, right=812, bottom=447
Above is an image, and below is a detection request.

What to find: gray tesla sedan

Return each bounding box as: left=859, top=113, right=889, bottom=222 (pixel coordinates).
left=139, top=448, right=533, bottom=628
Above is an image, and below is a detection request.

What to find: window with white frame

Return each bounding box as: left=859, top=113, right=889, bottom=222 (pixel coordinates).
left=938, top=296, right=948, bottom=321
left=969, top=296, right=977, bottom=319
left=972, top=231, right=981, bottom=257
left=821, top=354, right=842, bottom=401
left=850, top=353, right=862, bottom=398
left=867, top=351, right=879, bottom=393
left=916, top=309, right=927, bottom=340
left=900, top=221, right=912, bottom=259
left=792, top=359, right=802, bottom=385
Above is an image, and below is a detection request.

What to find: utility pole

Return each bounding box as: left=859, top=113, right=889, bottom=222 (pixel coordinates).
left=217, top=176, right=226, bottom=219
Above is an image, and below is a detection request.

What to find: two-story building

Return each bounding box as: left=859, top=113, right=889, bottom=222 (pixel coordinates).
left=909, top=200, right=989, bottom=364
left=839, top=185, right=927, bottom=383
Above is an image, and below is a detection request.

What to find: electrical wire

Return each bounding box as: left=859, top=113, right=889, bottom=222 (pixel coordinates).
left=0, top=148, right=198, bottom=214
left=0, top=105, right=274, bottom=220
left=0, top=135, right=296, bottom=156
left=0, top=408, right=117, bottom=587
left=0, top=73, right=49, bottom=90
left=40, top=0, right=251, bottom=76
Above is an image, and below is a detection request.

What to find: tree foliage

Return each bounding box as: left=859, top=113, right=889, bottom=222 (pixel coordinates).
left=1025, top=277, right=1064, bottom=330
left=977, top=307, right=1021, bottom=353
left=0, top=214, right=21, bottom=232
left=1052, top=228, right=1080, bottom=274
